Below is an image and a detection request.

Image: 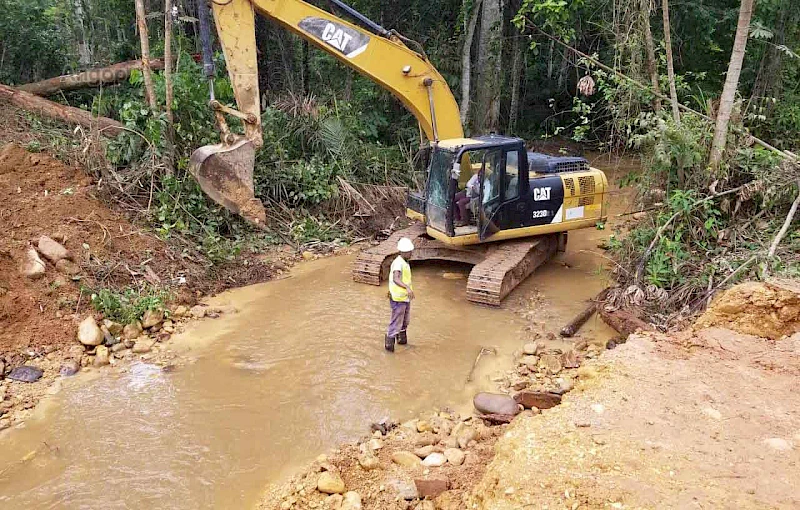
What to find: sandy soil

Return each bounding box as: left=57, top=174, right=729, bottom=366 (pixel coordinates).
left=467, top=327, right=800, bottom=509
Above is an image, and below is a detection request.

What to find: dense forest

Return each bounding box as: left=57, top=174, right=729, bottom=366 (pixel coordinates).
left=1, top=0, right=798, bottom=320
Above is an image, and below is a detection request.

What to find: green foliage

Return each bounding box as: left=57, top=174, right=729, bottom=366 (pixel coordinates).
left=88, top=285, right=171, bottom=324
left=290, top=216, right=346, bottom=245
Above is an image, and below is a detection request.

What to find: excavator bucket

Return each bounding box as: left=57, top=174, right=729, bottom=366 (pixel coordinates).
left=188, top=138, right=267, bottom=227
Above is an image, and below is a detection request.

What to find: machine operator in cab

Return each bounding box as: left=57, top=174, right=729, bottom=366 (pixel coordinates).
left=385, top=237, right=415, bottom=352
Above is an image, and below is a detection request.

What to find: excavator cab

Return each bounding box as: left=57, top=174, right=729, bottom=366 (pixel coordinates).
left=409, top=135, right=608, bottom=246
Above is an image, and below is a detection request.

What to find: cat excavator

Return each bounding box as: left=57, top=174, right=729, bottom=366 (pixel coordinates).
left=190, top=0, right=609, bottom=305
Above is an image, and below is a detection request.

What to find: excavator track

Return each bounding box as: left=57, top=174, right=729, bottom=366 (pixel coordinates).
left=352, top=224, right=428, bottom=285
left=465, top=235, right=559, bottom=306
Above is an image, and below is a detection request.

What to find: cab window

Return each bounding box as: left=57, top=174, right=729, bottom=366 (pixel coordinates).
left=504, top=150, right=519, bottom=200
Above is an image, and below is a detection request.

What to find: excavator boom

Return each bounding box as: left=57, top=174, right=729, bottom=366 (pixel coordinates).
left=190, top=0, right=464, bottom=226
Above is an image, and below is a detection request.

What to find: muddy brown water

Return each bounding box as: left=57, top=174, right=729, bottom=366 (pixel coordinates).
left=0, top=155, right=632, bottom=509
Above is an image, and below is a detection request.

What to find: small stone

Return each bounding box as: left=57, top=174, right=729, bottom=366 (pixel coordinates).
left=422, top=452, right=447, bottom=467
left=539, top=354, right=563, bottom=374
left=574, top=420, right=591, bottom=428
left=100, top=325, right=115, bottom=345
left=390, top=479, right=418, bottom=500
left=518, top=355, right=539, bottom=368
left=55, top=259, right=81, bottom=275
left=132, top=339, right=155, bottom=354
left=556, top=377, right=575, bottom=394
left=358, top=453, right=380, bottom=471
left=414, top=432, right=437, bottom=447
left=414, top=445, right=435, bottom=458
left=511, top=379, right=529, bottom=391
left=763, top=437, right=792, bottom=452
left=514, top=390, right=562, bottom=410
left=522, top=342, right=539, bottom=355
left=123, top=339, right=135, bottom=349
left=442, top=437, right=458, bottom=449
left=302, top=251, right=315, bottom=260
left=341, top=491, right=362, bottom=510
left=391, top=451, right=421, bottom=468
left=190, top=305, right=206, bottom=319
left=591, top=403, right=605, bottom=415
left=561, top=349, right=580, bottom=369
left=414, top=477, right=449, bottom=498
left=142, top=309, right=164, bottom=329
left=317, top=471, right=345, bottom=494
left=37, top=235, right=69, bottom=262
left=111, top=343, right=128, bottom=353
left=417, top=420, right=432, bottom=433
left=326, top=494, right=343, bottom=509
left=172, top=305, right=188, bottom=318
left=444, top=448, right=465, bottom=466
left=21, top=248, right=46, bottom=279
left=103, top=320, right=123, bottom=336
left=368, top=438, right=383, bottom=451
left=59, top=360, right=80, bottom=376
left=703, top=407, right=722, bottom=420
left=93, top=345, right=110, bottom=366
left=123, top=321, right=143, bottom=340
left=77, top=316, right=104, bottom=346
left=457, top=428, right=478, bottom=449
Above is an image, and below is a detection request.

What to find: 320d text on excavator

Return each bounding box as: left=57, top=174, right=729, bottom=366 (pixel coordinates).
left=190, top=0, right=609, bottom=305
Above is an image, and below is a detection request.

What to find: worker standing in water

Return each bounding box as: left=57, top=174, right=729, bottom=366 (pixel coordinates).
left=386, top=237, right=415, bottom=352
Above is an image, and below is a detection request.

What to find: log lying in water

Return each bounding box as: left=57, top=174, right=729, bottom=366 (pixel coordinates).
left=560, top=288, right=610, bottom=338
left=18, top=58, right=166, bottom=96
left=598, top=307, right=653, bottom=338
left=0, top=84, right=124, bottom=137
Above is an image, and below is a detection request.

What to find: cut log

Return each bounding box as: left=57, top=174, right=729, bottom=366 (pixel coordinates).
left=0, top=84, right=123, bottom=137
left=598, top=307, right=653, bottom=339
left=19, top=58, right=165, bottom=96
left=560, top=288, right=609, bottom=337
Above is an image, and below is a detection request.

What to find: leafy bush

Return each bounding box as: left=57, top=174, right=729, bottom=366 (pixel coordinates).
left=88, top=286, right=171, bottom=324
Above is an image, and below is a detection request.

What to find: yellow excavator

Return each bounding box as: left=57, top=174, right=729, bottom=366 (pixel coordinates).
left=190, top=0, right=609, bottom=305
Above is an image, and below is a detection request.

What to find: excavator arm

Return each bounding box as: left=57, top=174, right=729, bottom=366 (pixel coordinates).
left=190, top=0, right=464, bottom=226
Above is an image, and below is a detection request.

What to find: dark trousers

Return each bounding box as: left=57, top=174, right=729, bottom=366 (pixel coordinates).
left=454, top=190, right=471, bottom=222
left=387, top=299, right=410, bottom=337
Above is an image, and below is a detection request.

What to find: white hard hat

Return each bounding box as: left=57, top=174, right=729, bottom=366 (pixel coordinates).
left=397, top=237, right=415, bottom=252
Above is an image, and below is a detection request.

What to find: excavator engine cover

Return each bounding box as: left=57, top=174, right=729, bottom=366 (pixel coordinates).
left=188, top=138, right=267, bottom=227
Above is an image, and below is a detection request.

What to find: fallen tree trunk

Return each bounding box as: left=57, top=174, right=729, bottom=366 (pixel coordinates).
left=18, top=58, right=166, bottom=96
left=598, top=307, right=653, bottom=339
left=0, top=84, right=124, bottom=137
left=560, top=288, right=610, bottom=337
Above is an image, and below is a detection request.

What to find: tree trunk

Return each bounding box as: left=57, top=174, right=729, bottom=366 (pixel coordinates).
left=0, top=84, right=124, bottom=137
left=507, top=31, right=523, bottom=133
left=661, top=0, right=680, bottom=124
left=475, top=0, right=502, bottom=133
left=18, top=58, right=167, bottom=96
left=460, top=0, right=483, bottom=128
left=709, top=0, right=756, bottom=170
left=73, top=0, right=92, bottom=66
left=164, top=0, right=175, bottom=174
left=134, top=0, right=157, bottom=110
left=641, top=0, right=661, bottom=111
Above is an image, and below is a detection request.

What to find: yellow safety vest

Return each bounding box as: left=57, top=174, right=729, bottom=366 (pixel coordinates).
left=389, top=255, right=413, bottom=302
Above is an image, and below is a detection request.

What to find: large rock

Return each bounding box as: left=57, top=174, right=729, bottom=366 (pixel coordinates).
left=103, top=319, right=123, bottom=336
left=443, top=448, right=465, bottom=466
left=21, top=248, right=46, bottom=279
left=93, top=345, right=110, bottom=366
left=37, top=236, right=69, bottom=263
left=341, top=492, right=362, bottom=510
left=132, top=339, right=155, bottom=354
left=8, top=365, right=43, bottom=382
left=55, top=258, right=81, bottom=275
left=77, top=316, right=104, bottom=346
left=142, top=309, right=164, bottom=329
left=391, top=451, right=421, bottom=468
left=317, top=471, right=345, bottom=494
left=473, top=392, right=519, bottom=415
left=414, top=477, right=449, bottom=499
left=421, top=452, right=446, bottom=467
left=123, top=321, right=143, bottom=340
left=513, top=390, right=563, bottom=410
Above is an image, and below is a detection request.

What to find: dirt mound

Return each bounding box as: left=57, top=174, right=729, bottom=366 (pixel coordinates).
left=696, top=281, right=800, bottom=340
left=0, top=142, right=204, bottom=358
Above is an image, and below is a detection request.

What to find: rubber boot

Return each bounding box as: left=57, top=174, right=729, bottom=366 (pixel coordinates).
left=384, top=334, right=396, bottom=352
left=397, top=330, right=408, bottom=345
